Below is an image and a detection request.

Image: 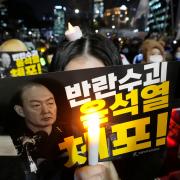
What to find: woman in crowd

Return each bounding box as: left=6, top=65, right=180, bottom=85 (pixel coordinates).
left=50, top=33, right=121, bottom=72
left=50, top=33, right=121, bottom=180
left=50, top=33, right=165, bottom=180
left=141, top=39, right=165, bottom=64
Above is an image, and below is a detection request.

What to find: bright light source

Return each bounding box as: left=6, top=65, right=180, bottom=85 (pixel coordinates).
left=120, top=5, right=127, bottom=11
left=55, top=6, right=62, bottom=9
left=125, top=17, right=129, bottom=21
left=75, top=9, right=80, bottom=14
left=173, top=40, right=177, bottom=44
left=118, top=37, right=122, bottom=41
left=96, top=10, right=100, bottom=14
left=95, top=29, right=99, bottom=33
left=145, top=27, right=150, bottom=32
left=63, top=7, right=66, bottom=11
left=28, top=31, right=32, bottom=35
left=2, top=23, right=7, bottom=27
left=18, top=19, right=23, bottom=23
left=40, top=48, right=46, bottom=53
left=86, top=114, right=100, bottom=128
left=40, top=57, right=46, bottom=66
left=112, top=25, right=115, bottom=29
left=107, top=32, right=110, bottom=36
left=133, top=29, right=139, bottom=33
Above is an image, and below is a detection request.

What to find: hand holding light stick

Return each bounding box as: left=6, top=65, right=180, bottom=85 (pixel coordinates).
left=65, top=22, right=83, bottom=41
left=87, top=113, right=100, bottom=166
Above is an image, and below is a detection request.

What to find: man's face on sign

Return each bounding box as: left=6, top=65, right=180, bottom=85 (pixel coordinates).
left=18, top=85, right=57, bottom=133
left=1, top=53, right=11, bottom=68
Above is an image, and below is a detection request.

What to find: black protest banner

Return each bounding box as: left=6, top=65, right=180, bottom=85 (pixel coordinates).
left=0, top=62, right=180, bottom=168
left=0, top=50, right=42, bottom=78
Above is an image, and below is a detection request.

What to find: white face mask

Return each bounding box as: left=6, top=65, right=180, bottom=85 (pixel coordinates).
left=149, top=55, right=163, bottom=63
left=175, top=52, right=180, bottom=61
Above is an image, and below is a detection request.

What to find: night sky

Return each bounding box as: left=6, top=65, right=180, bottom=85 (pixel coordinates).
left=8, top=0, right=56, bottom=18
left=6, top=0, right=139, bottom=28
left=7, top=0, right=93, bottom=27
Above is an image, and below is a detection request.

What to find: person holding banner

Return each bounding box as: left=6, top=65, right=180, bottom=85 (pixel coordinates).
left=50, top=33, right=166, bottom=180
left=50, top=34, right=121, bottom=180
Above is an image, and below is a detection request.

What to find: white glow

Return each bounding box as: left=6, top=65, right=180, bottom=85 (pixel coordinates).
left=120, top=5, right=127, bottom=11
left=55, top=6, right=62, bottom=9
left=95, top=29, right=99, bottom=33
left=112, top=25, right=115, bottom=29
left=125, top=17, right=129, bottom=21
left=173, top=40, right=177, bottom=44
left=87, top=114, right=100, bottom=166
left=2, top=23, right=7, bottom=27
left=133, top=29, right=139, bottom=33
left=96, top=10, right=100, bottom=14
left=75, top=9, right=80, bottom=14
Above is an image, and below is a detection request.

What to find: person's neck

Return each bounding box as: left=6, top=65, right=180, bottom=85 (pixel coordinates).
left=27, top=124, right=52, bottom=135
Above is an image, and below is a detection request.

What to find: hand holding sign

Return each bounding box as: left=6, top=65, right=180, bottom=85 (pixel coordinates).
left=74, top=161, right=119, bottom=180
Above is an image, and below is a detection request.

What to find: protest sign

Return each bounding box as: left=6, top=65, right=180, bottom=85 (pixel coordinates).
left=0, top=50, right=42, bottom=78
left=0, top=62, right=180, bottom=172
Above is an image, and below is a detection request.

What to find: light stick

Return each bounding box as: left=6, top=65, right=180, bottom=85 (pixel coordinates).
left=65, top=22, right=82, bottom=41
left=87, top=113, right=100, bottom=166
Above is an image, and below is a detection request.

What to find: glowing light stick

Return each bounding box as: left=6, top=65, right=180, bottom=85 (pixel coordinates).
left=65, top=22, right=82, bottom=41
left=86, top=113, right=100, bottom=165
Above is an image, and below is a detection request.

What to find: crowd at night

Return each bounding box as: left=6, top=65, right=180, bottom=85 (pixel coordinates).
left=0, top=0, right=180, bottom=180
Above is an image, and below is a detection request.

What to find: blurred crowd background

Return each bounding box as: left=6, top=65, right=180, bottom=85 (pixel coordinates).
left=1, top=1, right=180, bottom=179
left=0, top=0, right=180, bottom=70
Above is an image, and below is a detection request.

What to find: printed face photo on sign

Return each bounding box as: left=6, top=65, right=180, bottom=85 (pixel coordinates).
left=0, top=53, right=11, bottom=68
left=0, top=51, right=42, bottom=78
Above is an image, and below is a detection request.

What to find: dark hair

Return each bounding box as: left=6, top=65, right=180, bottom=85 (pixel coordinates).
left=11, top=82, right=48, bottom=106
left=49, top=34, right=121, bottom=71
